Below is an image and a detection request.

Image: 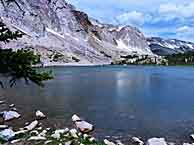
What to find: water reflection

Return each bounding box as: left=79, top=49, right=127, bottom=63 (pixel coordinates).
left=1, top=66, right=194, bottom=141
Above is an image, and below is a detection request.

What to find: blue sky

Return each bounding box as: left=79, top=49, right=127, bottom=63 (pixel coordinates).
left=66, top=0, right=194, bottom=42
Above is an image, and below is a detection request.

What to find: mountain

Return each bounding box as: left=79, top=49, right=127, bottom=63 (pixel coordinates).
left=0, top=0, right=153, bottom=66
left=147, top=37, right=194, bottom=56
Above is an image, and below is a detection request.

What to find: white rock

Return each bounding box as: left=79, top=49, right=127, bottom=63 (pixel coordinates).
left=104, top=139, right=116, bottom=145
left=0, top=101, right=5, bottom=104
left=2, top=111, right=21, bottom=121
left=24, top=120, right=38, bottom=131
left=147, top=138, right=167, bottom=145
left=190, top=134, right=194, bottom=140
left=55, top=129, right=67, bottom=134
left=116, top=140, right=124, bottom=145
left=72, top=114, right=81, bottom=122
left=70, top=129, right=78, bottom=138
left=36, top=110, right=46, bottom=119
left=9, top=104, right=15, bottom=107
left=168, top=142, right=176, bottom=145
left=14, top=130, right=28, bottom=135
left=28, top=136, right=46, bottom=141
left=132, top=137, right=144, bottom=145
left=80, top=143, right=84, bottom=145
left=39, top=130, right=47, bottom=137
left=75, top=121, right=93, bottom=133
left=46, top=128, right=51, bottom=131
left=11, top=139, right=21, bottom=144
left=37, top=127, right=43, bottom=130
left=89, top=137, right=96, bottom=142
left=65, top=141, right=72, bottom=145
left=0, top=128, right=15, bottom=141
left=183, top=143, right=192, bottom=145
left=64, top=128, right=69, bottom=133
left=44, top=140, right=53, bottom=145
left=0, top=125, right=8, bottom=129
left=11, top=108, right=17, bottom=111
left=83, top=134, right=89, bottom=139
left=51, top=132, right=61, bottom=139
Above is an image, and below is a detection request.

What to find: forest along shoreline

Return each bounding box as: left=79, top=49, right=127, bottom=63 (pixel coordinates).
left=1, top=96, right=194, bottom=145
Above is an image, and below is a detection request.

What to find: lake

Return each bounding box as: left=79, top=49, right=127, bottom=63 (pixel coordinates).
left=1, top=66, right=194, bottom=142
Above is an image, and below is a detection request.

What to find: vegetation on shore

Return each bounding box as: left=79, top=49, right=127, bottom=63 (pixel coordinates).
left=111, top=52, right=194, bottom=66
left=165, top=51, right=194, bottom=66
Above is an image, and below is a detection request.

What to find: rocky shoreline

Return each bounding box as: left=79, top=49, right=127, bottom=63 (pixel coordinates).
left=0, top=98, right=194, bottom=145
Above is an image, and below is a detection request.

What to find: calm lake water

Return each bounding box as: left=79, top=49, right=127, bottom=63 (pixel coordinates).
left=1, top=66, right=194, bottom=141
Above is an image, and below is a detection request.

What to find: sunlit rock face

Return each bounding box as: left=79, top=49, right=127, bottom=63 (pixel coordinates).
left=147, top=37, right=194, bottom=56
left=0, top=0, right=153, bottom=65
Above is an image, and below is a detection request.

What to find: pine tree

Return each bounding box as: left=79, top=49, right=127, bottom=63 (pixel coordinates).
left=0, top=21, right=53, bottom=88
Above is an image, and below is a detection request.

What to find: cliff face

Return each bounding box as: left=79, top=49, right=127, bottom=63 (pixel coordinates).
left=0, top=0, right=153, bottom=65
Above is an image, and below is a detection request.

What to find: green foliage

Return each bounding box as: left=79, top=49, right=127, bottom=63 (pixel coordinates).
left=0, top=21, right=23, bottom=43
left=165, top=51, right=194, bottom=66
left=0, top=21, right=53, bottom=87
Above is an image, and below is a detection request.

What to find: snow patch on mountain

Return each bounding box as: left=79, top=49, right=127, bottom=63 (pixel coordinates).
left=147, top=37, right=194, bottom=56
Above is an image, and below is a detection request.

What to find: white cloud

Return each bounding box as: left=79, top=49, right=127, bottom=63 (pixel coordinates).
left=116, top=11, right=152, bottom=26
left=176, top=26, right=194, bottom=42
left=159, top=2, right=194, bottom=19
left=177, top=26, right=191, bottom=33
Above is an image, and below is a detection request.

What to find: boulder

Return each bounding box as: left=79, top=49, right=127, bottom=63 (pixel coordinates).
left=75, top=121, right=93, bottom=133
left=0, top=128, right=15, bottom=141
left=116, top=140, right=124, bottom=145
left=65, top=141, right=72, bottom=145
left=104, top=139, right=116, bottom=145
left=0, top=125, right=8, bottom=130
left=168, top=142, right=176, bottom=145
left=70, top=129, right=78, bottom=138
left=0, top=101, right=5, bottom=104
left=28, top=136, right=46, bottom=141
left=89, top=137, right=96, bottom=142
left=14, top=130, right=28, bottom=135
left=55, top=129, right=68, bottom=134
left=132, top=137, right=144, bottom=145
left=190, top=134, right=194, bottom=140
left=51, top=129, right=68, bottom=139
left=9, top=104, right=15, bottom=108
left=183, top=143, right=192, bottom=145
left=11, top=139, right=21, bottom=144
left=51, top=132, right=61, bottom=140
left=24, top=120, right=38, bottom=131
left=36, top=110, right=46, bottom=119
left=146, top=138, right=167, bottom=145
left=39, top=130, right=47, bottom=137
left=1, top=111, right=21, bottom=121
left=72, top=114, right=81, bottom=122
left=83, top=134, right=89, bottom=139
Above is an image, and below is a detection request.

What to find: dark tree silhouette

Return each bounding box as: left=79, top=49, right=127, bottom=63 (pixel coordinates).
left=0, top=21, right=52, bottom=88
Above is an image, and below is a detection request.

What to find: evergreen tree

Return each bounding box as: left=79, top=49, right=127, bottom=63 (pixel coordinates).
left=0, top=21, right=52, bottom=88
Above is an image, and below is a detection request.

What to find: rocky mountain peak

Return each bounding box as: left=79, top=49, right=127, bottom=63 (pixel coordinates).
left=147, top=37, right=194, bottom=56
left=0, top=0, right=154, bottom=65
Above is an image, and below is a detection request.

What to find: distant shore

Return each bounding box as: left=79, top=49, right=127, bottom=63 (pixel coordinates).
left=33, top=62, right=111, bottom=67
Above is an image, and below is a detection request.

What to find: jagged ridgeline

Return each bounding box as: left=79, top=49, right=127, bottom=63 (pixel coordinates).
left=0, top=0, right=154, bottom=65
